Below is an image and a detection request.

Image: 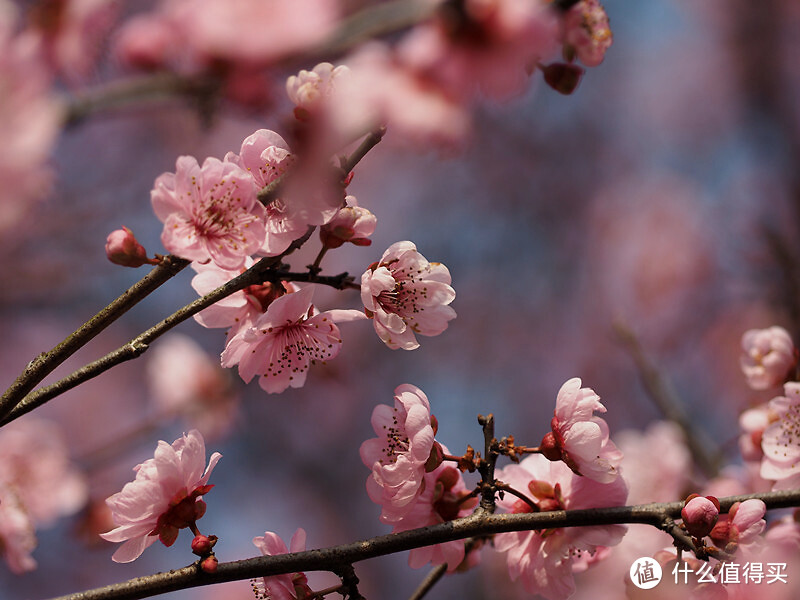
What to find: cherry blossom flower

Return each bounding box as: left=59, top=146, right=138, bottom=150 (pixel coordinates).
left=760, top=382, right=800, bottom=488
left=398, top=0, right=559, bottom=102
left=0, top=417, right=88, bottom=527
left=361, top=241, right=456, bottom=351
left=251, top=529, right=312, bottom=600
left=360, top=384, right=437, bottom=523
left=681, top=495, right=719, bottom=539
left=220, top=285, right=365, bottom=394
left=151, top=155, right=263, bottom=269
left=319, top=196, right=376, bottom=249
left=562, top=0, right=613, bottom=68
left=190, top=258, right=296, bottom=340
left=0, top=483, right=37, bottom=574
left=540, top=378, right=622, bottom=483
left=494, top=455, right=628, bottom=600
left=100, top=430, right=221, bottom=563
left=709, top=499, right=766, bottom=549
left=146, top=333, right=239, bottom=440
left=389, top=455, right=478, bottom=571
left=740, top=326, right=796, bottom=390
left=286, top=62, right=350, bottom=118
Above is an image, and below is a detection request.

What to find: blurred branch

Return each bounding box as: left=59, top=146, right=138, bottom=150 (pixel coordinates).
left=0, top=255, right=189, bottom=422
left=408, top=563, right=447, bottom=600
left=613, top=321, right=722, bottom=479
left=48, top=489, right=800, bottom=600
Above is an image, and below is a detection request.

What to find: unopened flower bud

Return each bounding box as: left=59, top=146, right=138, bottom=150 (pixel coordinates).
left=681, top=495, right=720, bottom=539
left=105, top=226, right=156, bottom=267
left=541, top=62, right=585, bottom=95
left=319, top=196, right=376, bottom=249
left=200, top=555, right=218, bottom=573
left=191, top=534, right=217, bottom=556
left=539, top=431, right=562, bottom=462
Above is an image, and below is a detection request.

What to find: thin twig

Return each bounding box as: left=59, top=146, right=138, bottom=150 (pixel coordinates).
left=48, top=489, right=800, bottom=600
left=407, top=564, right=447, bottom=600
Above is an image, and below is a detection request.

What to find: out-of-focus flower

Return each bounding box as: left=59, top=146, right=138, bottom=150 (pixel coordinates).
left=220, top=285, right=365, bottom=394
left=740, top=326, right=796, bottom=390
left=100, top=430, right=221, bottom=563
left=252, top=529, right=312, bottom=600
left=319, top=196, right=376, bottom=249
left=146, top=333, right=239, bottom=440
left=761, top=382, right=800, bottom=488
left=0, top=417, right=88, bottom=527
left=151, top=155, right=263, bottom=269
left=709, top=499, right=766, bottom=550
left=562, top=0, right=612, bottom=68
left=540, top=378, right=622, bottom=483
left=398, top=0, right=559, bottom=102
left=361, top=241, right=456, bottom=351
left=739, top=403, right=775, bottom=463
left=0, top=11, right=61, bottom=236
left=494, top=454, right=628, bottom=600
left=286, top=62, right=350, bottom=119
left=105, top=226, right=158, bottom=267
left=360, top=384, right=437, bottom=523
left=681, top=495, right=720, bottom=539
left=0, top=483, right=37, bottom=574
left=390, top=457, right=478, bottom=571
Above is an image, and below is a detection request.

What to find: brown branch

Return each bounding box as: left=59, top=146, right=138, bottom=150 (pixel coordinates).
left=47, top=489, right=800, bottom=600
left=0, top=255, right=190, bottom=422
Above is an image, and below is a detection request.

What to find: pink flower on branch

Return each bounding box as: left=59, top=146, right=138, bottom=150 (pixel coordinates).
left=360, top=384, right=437, bottom=523
left=100, top=430, right=221, bottom=563
left=760, top=382, right=800, bottom=488
left=286, top=62, right=351, bottom=119
left=361, top=241, right=456, bottom=351
left=221, top=286, right=365, bottom=394
left=740, top=326, right=796, bottom=390
left=319, top=195, right=376, bottom=249
left=151, top=155, right=263, bottom=269
left=252, top=528, right=312, bottom=600
left=540, top=378, right=622, bottom=483
left=709, top=499, right=766, bottom=550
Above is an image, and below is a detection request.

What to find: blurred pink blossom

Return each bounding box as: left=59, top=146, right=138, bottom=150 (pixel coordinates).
left=542, top=377, right=622, bottom=483
left=360, top=383, right=436, bottom=523
left=220, top=285, right=364, bottom=393
left=0, top=483, right=37, bottom=574
left=760, top=382, right=800, bottom=488
left=398, top=0, right=558, bottom=101
left=390, top=458, right=477, bottom=571
left=319, top=195, right=376, bottom=249
left=0, top=417, right=88, bottom=527
left=562, top=0, right=612, bottom=68
left=146, top=333, right=239, bottom=440
left=100, top=430, right=221, bottom=563
left=151, top=155, right=263, bottom=269
left=286, top=62, right=350, bottom=118
left=739, top=403, right=774, bottom=462
left=361, top=241, right=456, bottom=350
left=494, top=455, right=628, bottom=600
left=740, top=326, right=796, bottom=390
left=252, top=528, right=312, bottom=600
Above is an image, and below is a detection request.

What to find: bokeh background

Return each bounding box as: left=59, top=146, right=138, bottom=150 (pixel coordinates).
left=3, top=0, right=800, bottom=598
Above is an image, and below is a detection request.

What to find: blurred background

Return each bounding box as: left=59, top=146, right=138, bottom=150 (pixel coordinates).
left=2, top=0, right=800, bottom=598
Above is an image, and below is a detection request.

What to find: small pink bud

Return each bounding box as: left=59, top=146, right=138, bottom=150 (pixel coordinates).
left=191, top=534, right=217, bottom=556
left=105, top=226, right=156, bottom=268
left=541, top=62, right=585, bottom=95
left=200, top=555, right=218, bottom=573
left=319, top=196, right=376, bottom=249
left=682, top=495, right=720, bottom=539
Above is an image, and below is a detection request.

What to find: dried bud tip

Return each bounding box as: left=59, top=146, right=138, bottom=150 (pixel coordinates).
left=542, top=62, right=585, bottom=95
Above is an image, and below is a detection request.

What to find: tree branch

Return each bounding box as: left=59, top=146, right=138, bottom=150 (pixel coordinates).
left=48, top=489, right=800, bottom=600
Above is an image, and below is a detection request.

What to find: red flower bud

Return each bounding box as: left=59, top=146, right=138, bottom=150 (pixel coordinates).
left=105, top=226, right=157, bottom=268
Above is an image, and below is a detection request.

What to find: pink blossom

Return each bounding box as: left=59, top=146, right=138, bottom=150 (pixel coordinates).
left=105, top=226, right=157, bottom=267
left=739, top=403, right=774, bottom=462
left=190, top=258, right=296, bottom=339
left=151, top=155, right=263, bottom=269
left=100, top=430, right=221, bottom=563
left=0, top=417, right=88, bottom=527
left=398, top=0, right=559, bottom=102
left=0, top=483, right=37, bottom=574
left=286, top=62, right=350, bottom=117
left=709, top=499, right=766, bottom=548
left=760, top=382, right=800, bottom=488
left=390, top=457, right=478, bottom=571
left=494, top=455, right=628, bottom=600
left=541, top=378, right=622, bottom=483
left=361, top=241, right=456, bottom=350
left=740, top=326, right=796, bottom=390
left=681, top=495, right=720, bottom=539
left=319, top=196, right=377, bottom=249
left=562, top=0, right=613, bottom=68
left=252, top=529, right=312, bottom=600
left=220, top=286, right=365, bottom=394
left=360, top=384, right=437, bottom=523
left=146, top=333, right=239, bottom=440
